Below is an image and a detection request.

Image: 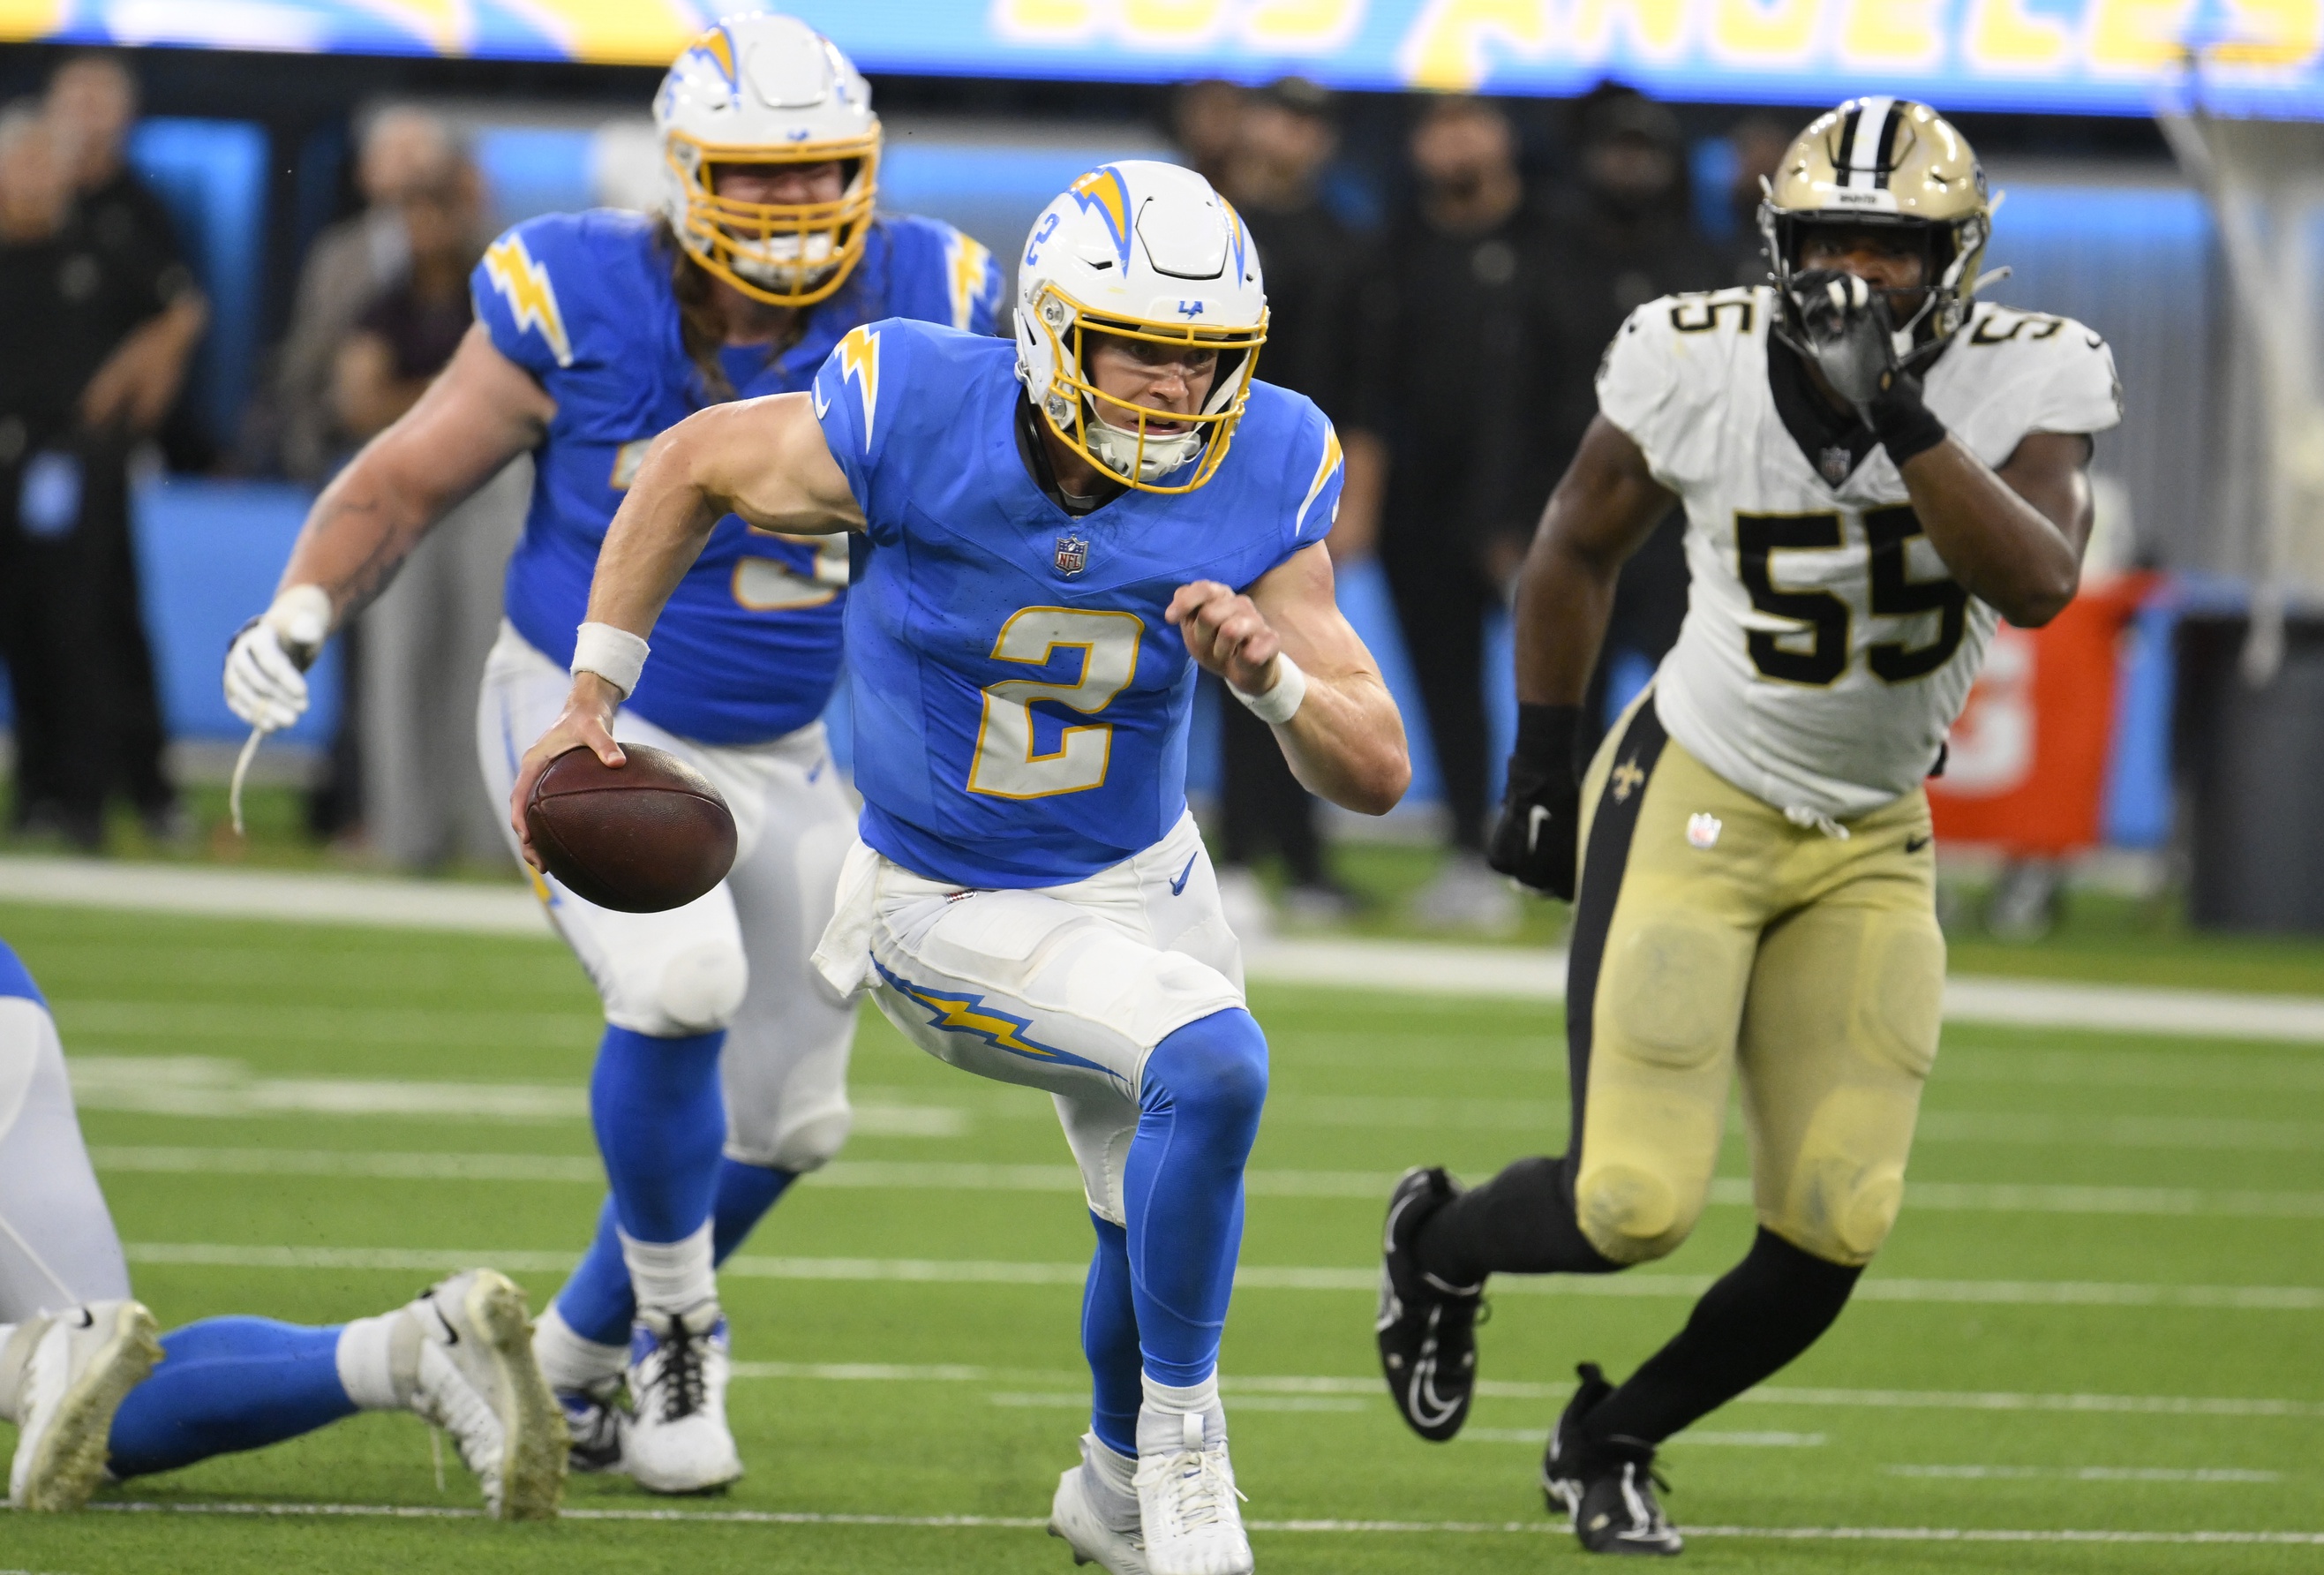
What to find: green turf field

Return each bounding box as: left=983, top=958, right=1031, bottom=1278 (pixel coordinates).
left=2, top=898, right=2320, bottom=1573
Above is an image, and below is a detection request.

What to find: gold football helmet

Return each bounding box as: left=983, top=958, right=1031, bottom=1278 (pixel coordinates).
left=1759, top=97, right=1994, bottom=365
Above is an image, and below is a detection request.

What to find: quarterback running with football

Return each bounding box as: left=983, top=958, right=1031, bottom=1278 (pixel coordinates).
left=222, top=15, right=1000, bottom=1492
left=512, top=161, right=1408, bottom=1573
left=1376, top=100, right=2120, bottom=1553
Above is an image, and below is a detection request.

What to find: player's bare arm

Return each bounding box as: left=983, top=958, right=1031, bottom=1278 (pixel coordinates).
left=1512, top=416, right=1680, bottom=709
left=1787, top=227, right=2091, bottom=627
left=224, top=326, right=553, bottom=735
left=1481, top=417, right=1676, bottom=897
left=508, top=390, right=861, bottom=862
left=1894, top=428, right=2092, bottom=627
left=283, top=324, right=553, bottom=619
left=1169, top=543, right=1410, bottom=816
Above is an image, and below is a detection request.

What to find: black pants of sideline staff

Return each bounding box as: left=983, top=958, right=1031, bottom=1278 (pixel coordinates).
left=0, top=437, right=175, bottom=848
left=1213, top=674, right=1328, bottom=887
left=1379, top=529, right=1500, bottom=854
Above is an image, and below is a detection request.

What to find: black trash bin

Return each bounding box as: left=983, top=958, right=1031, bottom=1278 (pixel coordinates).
left=2177, top=612, right=2324, bottom=932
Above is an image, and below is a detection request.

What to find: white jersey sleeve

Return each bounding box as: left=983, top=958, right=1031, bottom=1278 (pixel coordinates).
left=1939, top=305, right=2124, bottom=467
left=1595, top=288, right=1762, bottom=490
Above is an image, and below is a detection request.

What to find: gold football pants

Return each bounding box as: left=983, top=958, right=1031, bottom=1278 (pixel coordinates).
left=1565, top=695, right=1944, bottom=1269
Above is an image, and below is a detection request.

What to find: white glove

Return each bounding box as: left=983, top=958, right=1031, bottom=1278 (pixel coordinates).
left=223, top=584, right=332, bottom=734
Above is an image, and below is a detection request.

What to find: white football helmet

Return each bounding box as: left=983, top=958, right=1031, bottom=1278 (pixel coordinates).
left=654, top=11, right=880, bottom=308
left=1014, top=161, right=1267, bottom=494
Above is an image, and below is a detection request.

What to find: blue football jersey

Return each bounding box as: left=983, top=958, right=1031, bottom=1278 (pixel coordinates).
left=812, top=320, right=1344, bottom=887
left=474, top=209, right=1001, bottom=744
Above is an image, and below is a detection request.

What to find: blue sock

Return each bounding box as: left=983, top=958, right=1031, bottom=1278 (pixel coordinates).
left=1081, top=1214, right=1141, bottom=1457
left=591, top=1025, right=726, bottom=1243
left=109, top=1319, right=354, bottom=1478
left=1123, top=1008, right=1268, bottom=1387
left=712, top=1156, right=797, bottom=1261
left=555, top=1158, right=798, bottom=1347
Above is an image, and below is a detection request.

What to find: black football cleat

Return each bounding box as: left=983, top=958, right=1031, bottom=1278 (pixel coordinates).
left=1376, top=1166, right=1485, bottom=1442
left=1542, top=1362, right=1682, bottom=1556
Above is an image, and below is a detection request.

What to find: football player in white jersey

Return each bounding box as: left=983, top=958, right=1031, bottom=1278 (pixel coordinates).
left=1375, top=99, right=2121, bottom=1554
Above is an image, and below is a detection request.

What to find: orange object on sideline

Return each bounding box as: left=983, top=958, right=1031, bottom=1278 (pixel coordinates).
left=1927, top=572, right=2157, bottom=856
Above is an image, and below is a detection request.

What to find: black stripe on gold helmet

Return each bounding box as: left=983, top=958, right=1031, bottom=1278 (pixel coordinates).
left=1758, top=98, right=1995, bottom=368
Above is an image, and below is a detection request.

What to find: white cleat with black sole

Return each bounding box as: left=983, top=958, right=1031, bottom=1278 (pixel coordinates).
left=403, top=1269, right=568, bottom=1520
left=3, top=1300, right=162, bottom=1511
left=1049, top=1433, right=1151, bottom=1574
left=624, top=1300, right=742, bottom=1494
left=1135, top=1411, right=1252, bottom=1575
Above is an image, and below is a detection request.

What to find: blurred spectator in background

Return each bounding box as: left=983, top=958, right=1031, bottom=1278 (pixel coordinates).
left=0, top=93, right=207, bottom=849
left=1545, top=87, right=1726, bottom=757
left=1171, top=79, right=1245, bottom=189
left=44, top=53, right=210, bottom=474
left=1200, top=78, right=1383, bottom=932
left=1365, top=95, right=1560, bottom=932
left=274, top=108, right=455, bottom=480
left=1721, top=111, right=1794, bottom=287
left=331, top=148, right=527, bottom=871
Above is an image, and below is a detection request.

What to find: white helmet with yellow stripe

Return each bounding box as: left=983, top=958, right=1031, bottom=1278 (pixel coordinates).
left=1013, top=161, right=1267, bottom=494
left=655, top=11, right=880, bottom=308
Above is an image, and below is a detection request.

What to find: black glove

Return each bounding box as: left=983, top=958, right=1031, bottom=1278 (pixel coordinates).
left=1486, top=703, right=1583, bottom=901
left=1788, top=268, right=1947, bottom=467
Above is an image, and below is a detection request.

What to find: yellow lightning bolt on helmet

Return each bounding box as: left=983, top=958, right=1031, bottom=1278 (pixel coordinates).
left=655, top=11, right=881, bottom=309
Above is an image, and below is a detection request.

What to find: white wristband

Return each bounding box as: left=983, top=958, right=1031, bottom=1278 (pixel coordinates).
left=571, top=622, right=650, bottom=698
left=1228, top=652, right=1307, bottom=726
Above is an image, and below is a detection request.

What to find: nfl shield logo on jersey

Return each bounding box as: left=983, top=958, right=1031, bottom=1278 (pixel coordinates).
left=1818, top=446, right=1853, bottom=487
left=1054, top=533, right=1089, bottom=577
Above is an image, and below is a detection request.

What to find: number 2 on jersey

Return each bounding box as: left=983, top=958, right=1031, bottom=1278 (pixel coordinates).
left=1737, top=508, right=1967, bottom=687
left=969, top=607, right=1143, bottom=799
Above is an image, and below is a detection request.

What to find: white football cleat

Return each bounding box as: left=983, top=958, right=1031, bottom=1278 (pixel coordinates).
left=4, top=1300, right=162, bottom=1511
left=1135, top=1412, right=1252, bottom=1575
left=1049, top=1434, right=1150, bottom=1573
left=624, top=1300, right=742, bottom=1494
left=402, top=1269, right=567, bottom=1520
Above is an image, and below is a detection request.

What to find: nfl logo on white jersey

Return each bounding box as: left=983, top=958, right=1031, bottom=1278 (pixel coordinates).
left=1055, top=534, right=1089, bottom=576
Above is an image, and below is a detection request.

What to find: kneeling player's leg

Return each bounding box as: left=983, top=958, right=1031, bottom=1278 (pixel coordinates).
left=104, top=1270, right=563, bottom=1518
left=0, top=991, right=131, bottom=1316
left=1582, top=818, right=1942, bottom=1447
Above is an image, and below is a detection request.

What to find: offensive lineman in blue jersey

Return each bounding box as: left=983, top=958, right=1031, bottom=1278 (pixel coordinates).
left=513, top=162, right=1410, bottom=1575
left=223, top=14, right=1001, bottom=1494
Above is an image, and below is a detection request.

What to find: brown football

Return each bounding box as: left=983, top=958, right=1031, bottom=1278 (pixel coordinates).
left=524, top=743, right=737, bottom=913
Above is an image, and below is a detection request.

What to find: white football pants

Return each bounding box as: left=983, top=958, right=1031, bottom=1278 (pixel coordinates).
left=812, top=810, right=1245, bottom=1225
left=0, top=995, right=131, bottom=1318
left=477, top=624, right=859, bottom=1172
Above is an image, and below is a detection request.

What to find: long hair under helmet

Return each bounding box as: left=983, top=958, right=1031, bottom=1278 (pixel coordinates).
left=1014, top=161, right=1267, bottom=494
left=1760, top=97, right=1996, bottom=372
left=655, top=11, right=880, bottom=309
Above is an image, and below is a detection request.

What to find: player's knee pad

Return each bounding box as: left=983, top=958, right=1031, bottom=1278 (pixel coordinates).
left=1771, top=1089, right=1917, bottom=1266
left=1600, top=917, right=1749, bottom=1072
left=608, top=936, right=748, bottom=1036
left=1573, top=1160, right=1701, bottom=1267
left=1142, top=1008, right=1268, bottom=1133
left=756, top=1103, right=852, bottom=1174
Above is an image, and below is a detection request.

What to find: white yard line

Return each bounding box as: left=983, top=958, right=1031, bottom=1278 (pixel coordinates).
left=118, top=1241, right=2324, bottom=1310
left=10, top=855, right=2324, bottom=1041
left=723, top=1362, right=2324, bottom=1420
left=87, top=1145, right=2324, bottom=1220
left=71, top=1501, right=2324, bottom=1542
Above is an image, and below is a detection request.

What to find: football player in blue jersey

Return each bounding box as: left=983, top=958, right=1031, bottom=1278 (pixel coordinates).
left=511, top=162, right=1410, bottom=1575
left=0, top=936, right=562, bottom=1518
left=222, top=13, right=1001, bottom=1493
